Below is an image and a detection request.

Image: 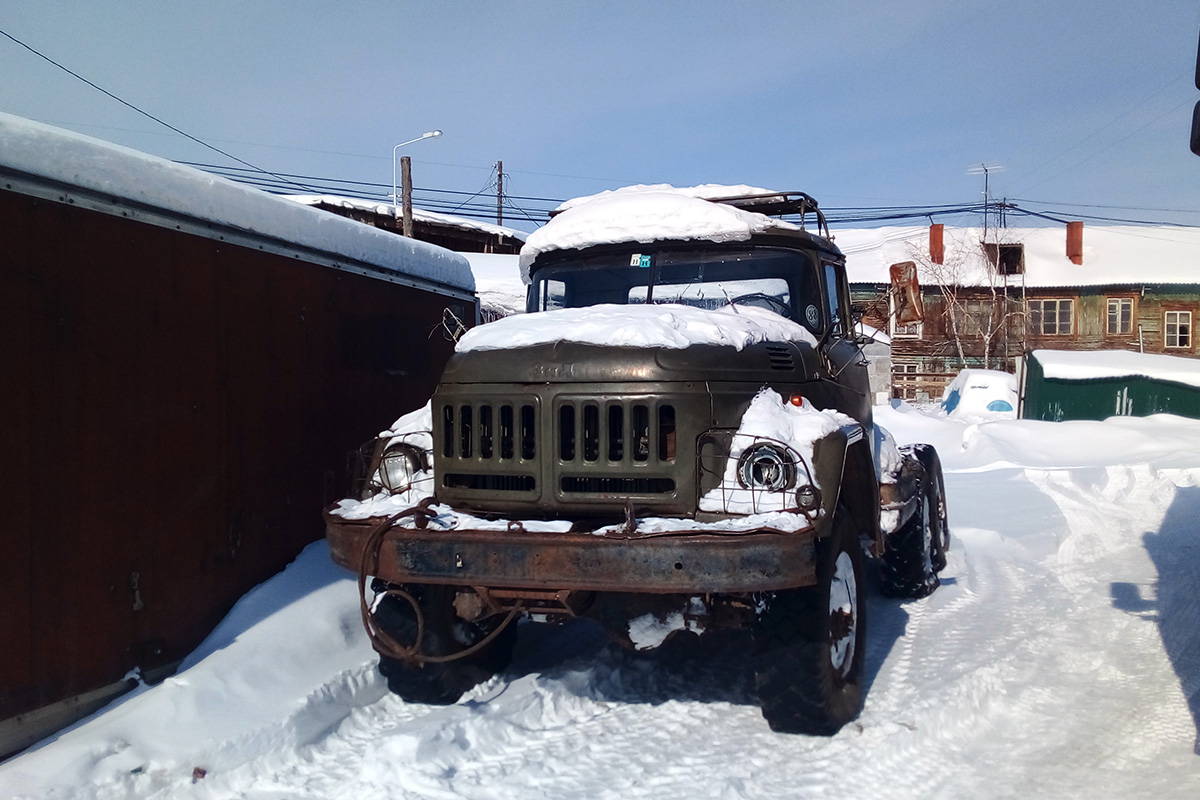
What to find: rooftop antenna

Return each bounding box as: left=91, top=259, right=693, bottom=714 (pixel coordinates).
left=967, top=163, right=1004, bottom=240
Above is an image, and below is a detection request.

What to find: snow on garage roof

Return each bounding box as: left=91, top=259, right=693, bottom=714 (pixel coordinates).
left=0, top=113, right=474, bottom=292
left=1031, top=349, right=1200, bottom=390
left=519, top=186, right=804, bottom=283
left=284, top=194, right=527, bottom=242
left=835, top=224, right=1200, bottom=288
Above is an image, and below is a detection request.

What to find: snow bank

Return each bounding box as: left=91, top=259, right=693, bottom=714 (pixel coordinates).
left=0, top=113, right=473, bottom=291
left=877, top=402, right=1200, bottom=472
left=1033, top=349, right=1200, bottom=390
left=0, top=543, right=379, bottom=797
left=455, top=302, right=817, bottom=353
left=519, top=186, right=802, bottom=282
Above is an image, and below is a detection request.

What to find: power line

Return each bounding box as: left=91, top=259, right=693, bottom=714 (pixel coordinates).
left=0, top=27, right=314, bottom=193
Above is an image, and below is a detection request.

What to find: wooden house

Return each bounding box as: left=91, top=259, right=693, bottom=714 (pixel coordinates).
left=837, top=225, right=1200, bottom=401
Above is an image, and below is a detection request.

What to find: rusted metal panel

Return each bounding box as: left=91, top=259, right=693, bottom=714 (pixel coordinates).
left=0, top=186, right=469, bottom=752
left=325, top=514, right=818, bottom=594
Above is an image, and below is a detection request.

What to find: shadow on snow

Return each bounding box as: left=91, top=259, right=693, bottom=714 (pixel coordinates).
left=1123, top=485, right=1200, bottom=756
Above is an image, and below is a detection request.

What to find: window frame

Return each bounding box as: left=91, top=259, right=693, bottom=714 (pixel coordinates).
left=1028, top=298, right=1074, bottom=336
left=1164, top=309, right=1193, bottom=349
left=1105, top=296, right=1134, bottom=336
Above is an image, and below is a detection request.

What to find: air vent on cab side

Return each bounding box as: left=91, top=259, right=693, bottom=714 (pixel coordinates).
left=765, top=344, right=795, bottom=371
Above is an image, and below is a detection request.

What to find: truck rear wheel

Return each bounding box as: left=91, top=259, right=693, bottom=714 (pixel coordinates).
left=753, top=512, right=866, bottom=735
left=373, top=584, right=517, bottom=705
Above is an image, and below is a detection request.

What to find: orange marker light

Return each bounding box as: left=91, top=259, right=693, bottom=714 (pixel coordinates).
left=789, top=395, right=804, bottom=407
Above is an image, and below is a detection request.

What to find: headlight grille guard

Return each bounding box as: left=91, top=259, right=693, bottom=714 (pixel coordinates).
left=696, top=431, right=821, bottom=520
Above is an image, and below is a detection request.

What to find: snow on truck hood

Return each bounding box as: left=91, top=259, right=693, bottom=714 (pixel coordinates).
left=518, top=186, right=803, bottom=283
left=454, top=303, right=818, bottom=353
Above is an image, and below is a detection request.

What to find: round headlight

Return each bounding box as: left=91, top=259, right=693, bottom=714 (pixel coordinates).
left=736, top=444, right=796, bottom=492
left=377, top=445, right=426, bottom=493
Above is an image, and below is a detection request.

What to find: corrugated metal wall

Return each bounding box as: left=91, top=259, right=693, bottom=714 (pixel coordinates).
left=0, top=188, right=470, bottom=749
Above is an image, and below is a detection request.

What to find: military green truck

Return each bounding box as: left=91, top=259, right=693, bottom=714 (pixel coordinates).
left=324, top=186, right=948, bottom=734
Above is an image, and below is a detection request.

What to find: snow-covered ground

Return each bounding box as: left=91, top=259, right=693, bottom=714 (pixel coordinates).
left=4, top=407, right=1200, bottom=799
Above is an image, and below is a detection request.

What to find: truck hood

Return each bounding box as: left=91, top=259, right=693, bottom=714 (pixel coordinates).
left=441, top=337, right=822, bottom=385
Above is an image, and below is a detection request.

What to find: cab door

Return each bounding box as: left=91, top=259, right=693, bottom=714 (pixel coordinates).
left=821, top=261, right=872, bottom=424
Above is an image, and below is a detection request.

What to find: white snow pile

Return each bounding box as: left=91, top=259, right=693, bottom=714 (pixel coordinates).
left=0, top=113, right=473, bottom=291
left=1034, top=348, right=1200, bottom=390
left=699, top=389, right=854, bottom=515
left=940, top=368, right=1019, bottom=420
left=5, top=407, right=1200, bottom=798
left=518, top=185, right=803, bottom=282
left=455, top=302, right=817, bottom=353
left=551, top=183, right=790, bottom=214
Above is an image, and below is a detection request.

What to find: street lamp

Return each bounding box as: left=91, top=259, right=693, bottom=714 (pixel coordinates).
left=392, top=130, right=443, bottom=209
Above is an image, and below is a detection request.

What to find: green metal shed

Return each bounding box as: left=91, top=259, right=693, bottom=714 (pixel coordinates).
left=1021, top=349, right=1200, bottom=421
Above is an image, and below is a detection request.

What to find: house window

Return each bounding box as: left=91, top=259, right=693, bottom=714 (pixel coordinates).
left=983, top=242, right=1025, bottom=275
left=1165, top=310, right=1192, bottom=348
left=1106, top=298, right=1133, bottom=335
left=893, top=362, right=921, bottom=401
left=1029, top=299, right=1073, bottom=335
left=952, top=299, right=994, bottom=338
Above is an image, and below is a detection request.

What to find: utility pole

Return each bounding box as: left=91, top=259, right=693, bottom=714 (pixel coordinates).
left=496, top=160, right=503, bottom=226
left=401, top=155, right=413, bottom=238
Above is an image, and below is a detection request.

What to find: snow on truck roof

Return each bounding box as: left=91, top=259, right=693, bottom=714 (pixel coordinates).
left=0, top=113, right=473, bottom=292
left=518, top=185, right=810, bottom=283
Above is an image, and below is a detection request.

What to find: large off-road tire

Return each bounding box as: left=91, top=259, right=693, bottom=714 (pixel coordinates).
left=373, top=584, right=517, bottom=705
left=881, top=444, right=947, bottom=597
left=915, top=445, right=950, bottom=573
left=753, top=512, right=867, bottom=735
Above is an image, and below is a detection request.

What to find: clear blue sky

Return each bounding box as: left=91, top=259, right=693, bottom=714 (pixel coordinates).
left=3, top=0, right=1199, bottom=231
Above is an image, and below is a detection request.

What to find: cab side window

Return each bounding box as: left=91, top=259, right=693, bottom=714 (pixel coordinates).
left=823, top=262, right=845, bottom=336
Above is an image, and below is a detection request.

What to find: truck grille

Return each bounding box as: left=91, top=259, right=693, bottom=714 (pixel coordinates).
left=557, top=401, right=675, bottom=465
left=436, top=393, right=685, bottom=508
left=442, top=402, right=536, bottom=461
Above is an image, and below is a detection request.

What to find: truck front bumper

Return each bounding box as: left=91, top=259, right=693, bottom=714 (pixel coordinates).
left=324, top=511, right=818, bottom=594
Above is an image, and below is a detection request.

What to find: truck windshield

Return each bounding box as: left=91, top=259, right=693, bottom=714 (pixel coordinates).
left=528, top=247, right=824, bottom=334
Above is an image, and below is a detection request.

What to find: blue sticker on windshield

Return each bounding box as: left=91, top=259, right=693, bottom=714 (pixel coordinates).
left=630, top=254, right=651, bottom=268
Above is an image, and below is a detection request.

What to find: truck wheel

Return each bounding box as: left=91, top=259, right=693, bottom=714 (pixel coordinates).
left=880, top=462, right=942, bottom=598
left=914, top=445, right=950, bottom=573
left=373, top=584, right=517, bottom=705
left=753, top=512, right=866, bottom=735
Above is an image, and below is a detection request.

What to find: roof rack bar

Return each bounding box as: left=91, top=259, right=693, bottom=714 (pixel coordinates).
left=705, top=191, right=830, bottom=238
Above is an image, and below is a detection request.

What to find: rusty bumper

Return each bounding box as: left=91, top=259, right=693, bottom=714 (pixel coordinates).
left=325, top=512, right=817, bottom=594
